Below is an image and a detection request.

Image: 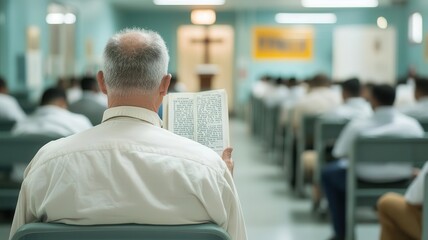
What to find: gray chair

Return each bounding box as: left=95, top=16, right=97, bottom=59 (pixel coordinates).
left=284, top=109, right=295, bottom=184
left=422, top=173, right=428, bottom=240
left=346, top=137, right=428, bottom=240
left=0, top=134, right=57, bottom=210
left=313, top=118, right=347, bottom=183
left=11, top=222, right=230, bottom=240
left=295, top=115, right=318, bottom=196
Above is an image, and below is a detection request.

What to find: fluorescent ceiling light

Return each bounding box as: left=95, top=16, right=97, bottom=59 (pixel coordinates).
left=46, top=13, right=76, bottom=25
left=46, top=13, right=64, bottom=24
left=275, top=13, right=337, bottom=24
left=191, top=10, right=216, bottom=25
left=302, top=0, right=378, bottom=8
left=409, top=12, right=423, bottom=44
left=64, top=13, right=76, bottom=24
left=154, top=0, right=225, bottom=5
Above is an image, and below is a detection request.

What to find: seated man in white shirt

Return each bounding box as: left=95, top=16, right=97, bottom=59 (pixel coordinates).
left=9, top=28, right=247, bottom=240
left=0, top=76, right=26, bottom=122
left=321, top=84, right=424, bottom=240
left=322, top=78, right=372, bottom=120
left=69, top=76, right=107, bottom=125
left=377, top=161, right=427, bottom=240
left=401, top=76, right=428, bottom=119
left=292, top=73, right=342, bottom=129
left=66, top=77, right=82, bottom=104
left=12, top=87, right=92, bottom=137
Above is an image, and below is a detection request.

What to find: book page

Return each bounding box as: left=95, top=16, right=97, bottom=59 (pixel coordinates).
left=166, top=93, right=196, bottom=140
left=195, top=90, right=229, bottom=155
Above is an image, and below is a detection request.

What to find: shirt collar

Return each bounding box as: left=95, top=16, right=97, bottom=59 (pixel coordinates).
left=373, top=106, right=395, bottom=119
left=346, top=97, right=367, bottom=105
left=102, top=106, right=162, bottom=127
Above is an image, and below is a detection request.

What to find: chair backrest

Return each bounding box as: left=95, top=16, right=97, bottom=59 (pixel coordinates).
left=422, top=173, right=428, bottom=240
left=313, top=118, right=347, bottom=182
left=11, top=223, right=231, bottom=240
left=295, top=115, right=318, bottom=195
left=351, top=137, right=428, bottom=167
left=0, top=119, right=16, bottom=132
left=0, top=134, right=56, bottom=167
left=346, top=136, right=428, bottom=240
left=416, top=118, right=428, bottom=132
left=298, top=115, right=318, bottom=149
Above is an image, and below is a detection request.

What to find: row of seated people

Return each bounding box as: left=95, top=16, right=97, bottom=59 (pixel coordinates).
left=0, top=76, right=107, bottom=133
left=251, top=74, right=427, bottom=240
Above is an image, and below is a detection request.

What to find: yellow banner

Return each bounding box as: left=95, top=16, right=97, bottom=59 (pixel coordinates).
left=253, top=27, right=314, bottom=60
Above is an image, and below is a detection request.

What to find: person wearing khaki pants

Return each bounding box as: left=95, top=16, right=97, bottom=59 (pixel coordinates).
left=377, top=162, right=427, bottom=240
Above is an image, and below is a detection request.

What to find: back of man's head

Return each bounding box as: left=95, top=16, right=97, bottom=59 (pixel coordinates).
left=0, top=76, right=7, bottom=94
left=341, top=78, right=361, bottom=99
left=414, top=76, right=428, bottom=100
left=40, top=87, right=67, bottom=108
left=311, top=74, right=330, bottom=88
left=80, top=76, right=99, bottom=92
left=288, top=77, right=298, bottom=87
left=103, top=28, right=169, bottom=96
left=370, top=84, right=396, bottom=108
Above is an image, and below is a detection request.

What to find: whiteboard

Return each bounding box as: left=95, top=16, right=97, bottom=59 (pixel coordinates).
left=333, top=26, right=396, bottom=84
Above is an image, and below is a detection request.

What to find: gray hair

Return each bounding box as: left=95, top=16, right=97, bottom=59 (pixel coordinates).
left=103, top=28, right=169, bottom=95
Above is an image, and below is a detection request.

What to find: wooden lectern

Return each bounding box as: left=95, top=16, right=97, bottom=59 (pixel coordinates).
left=196, top=64, right=219, bottom=91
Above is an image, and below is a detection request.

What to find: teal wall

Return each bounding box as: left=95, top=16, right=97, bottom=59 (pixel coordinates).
left=4, top=0, right=50, bottom=90
left=1, top=0, right=119, bottom=91
left=61, top=0, right=118, bottom=74
left=0, top=0, right=6, bottom=77
left=1, top=0, right=428, bottom=103
left=113, top=6, right=414, bottom=105
left=406, top=0, right=428, bottom=76
left=116, top=9, right=236, bottom=74
left=234, top=7, right=407, bottom=102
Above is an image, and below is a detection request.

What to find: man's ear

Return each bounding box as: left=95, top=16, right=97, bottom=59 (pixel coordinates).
left=97, top=71, right=108, bottom=95
left=159, top=74, right=171, bottom=96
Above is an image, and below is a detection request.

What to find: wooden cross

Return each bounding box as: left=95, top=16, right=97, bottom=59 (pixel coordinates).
left=191, top=27, right=223, bottom=64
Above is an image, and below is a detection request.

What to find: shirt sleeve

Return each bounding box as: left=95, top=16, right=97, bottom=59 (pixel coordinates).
left=332, top=120, right=360, bottom=158
left=9, top=182, right=37, bottom=240
left=220, top=170, right=248, bottom=240
left=11, top=99, right=26, bottom=121
left=405, top=161, right=428, bottom=205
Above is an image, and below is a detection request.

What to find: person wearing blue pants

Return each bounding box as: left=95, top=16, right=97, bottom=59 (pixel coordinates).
left=322, top=160, right=347, bottom=240
left=321, top=84, right=424, bottom=240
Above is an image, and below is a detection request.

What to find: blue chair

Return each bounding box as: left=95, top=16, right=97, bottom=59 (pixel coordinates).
left=11, top=222, right=230, bottom=240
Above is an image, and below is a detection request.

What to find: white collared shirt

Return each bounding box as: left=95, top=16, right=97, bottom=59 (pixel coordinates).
left=10, top=106, right=247, bottom=240
left=405, top=161, right=428, bottom=205
left=333, top=107, right=424, bottom=158
left=12, top=105, right=92, bottom=137
left=401, top=97, right=428, bottom=119
left=322, top=97, right=373, bottom=120
left=0, top=93, right=26, bottom=121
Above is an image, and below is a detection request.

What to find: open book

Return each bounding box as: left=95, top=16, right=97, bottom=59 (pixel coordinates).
left=162, top=89, right=230, bottom=156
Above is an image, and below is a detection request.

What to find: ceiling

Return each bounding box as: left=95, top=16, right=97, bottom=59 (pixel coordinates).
left=108, top=0, right=397, bottom=11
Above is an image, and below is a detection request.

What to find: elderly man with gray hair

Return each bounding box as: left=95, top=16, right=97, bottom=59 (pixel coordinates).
left=9, top=28, right=247, bottom=240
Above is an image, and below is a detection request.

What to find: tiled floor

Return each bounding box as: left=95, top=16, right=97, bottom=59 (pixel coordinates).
left=0, top=119, right=380, bottom=240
